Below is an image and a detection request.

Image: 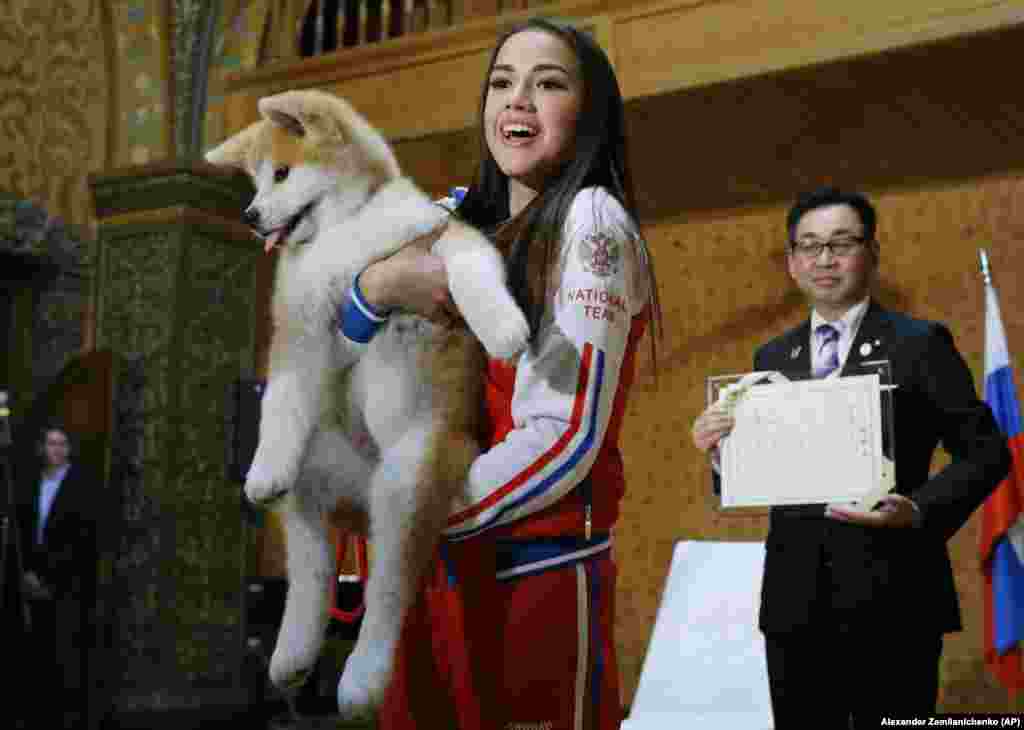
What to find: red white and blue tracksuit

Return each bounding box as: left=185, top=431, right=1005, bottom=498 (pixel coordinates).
left=342, top=186, right=649, bottom=730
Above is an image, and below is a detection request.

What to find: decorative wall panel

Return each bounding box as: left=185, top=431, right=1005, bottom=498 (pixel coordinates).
left=0, top=1, right=108, bottom=228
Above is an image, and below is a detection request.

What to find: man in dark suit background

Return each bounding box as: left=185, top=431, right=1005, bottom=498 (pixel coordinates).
left=691, top=187, right=1011, bottom=728
left=19, top=424, right=98, bottom=730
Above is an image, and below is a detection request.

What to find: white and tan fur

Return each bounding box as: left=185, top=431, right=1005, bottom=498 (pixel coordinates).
left=205, top=89, right=528, bottom=719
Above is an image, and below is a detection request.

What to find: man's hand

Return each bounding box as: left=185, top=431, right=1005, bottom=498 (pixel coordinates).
left=825, top=493, right=920, bottom=529
left=691, top=403, right=735, bottom=453
left=23, top=571, right=52, bottom=600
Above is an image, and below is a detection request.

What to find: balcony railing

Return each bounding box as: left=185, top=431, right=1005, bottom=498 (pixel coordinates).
left=293, top=0, right=553, bottom=56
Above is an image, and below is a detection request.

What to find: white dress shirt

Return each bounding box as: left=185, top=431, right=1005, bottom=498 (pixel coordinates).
left=37, top=463, right=70, bottom=546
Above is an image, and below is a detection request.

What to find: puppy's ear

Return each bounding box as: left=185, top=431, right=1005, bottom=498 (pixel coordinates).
left=259, top=90, right=345, bottom=145
left=259, top=92, right=306, bottom=137
left=205, top=122, right=263, bottom=169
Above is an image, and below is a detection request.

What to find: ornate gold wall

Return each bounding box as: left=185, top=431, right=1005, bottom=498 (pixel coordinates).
left=0, top=1, right=111, bottom=231
left=109, top=0, right=172, bottom=165
left=0, top=0, right=284, bottom=225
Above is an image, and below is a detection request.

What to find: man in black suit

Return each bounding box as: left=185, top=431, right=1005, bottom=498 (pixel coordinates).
left=692, top=187, right=1011, bottom=728
left=19, top=425, right=97, bottom=730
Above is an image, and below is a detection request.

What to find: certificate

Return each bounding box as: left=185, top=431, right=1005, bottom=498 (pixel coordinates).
left=713, top=371, right=893, bottom=508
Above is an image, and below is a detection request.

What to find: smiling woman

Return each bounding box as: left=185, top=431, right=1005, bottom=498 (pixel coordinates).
left=483, top=29, right=583, bottom=216
left=351, top=17, right=663, bottom=730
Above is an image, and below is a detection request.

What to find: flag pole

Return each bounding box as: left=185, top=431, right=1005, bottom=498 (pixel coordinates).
left=979, top=248, right=993, bottom=287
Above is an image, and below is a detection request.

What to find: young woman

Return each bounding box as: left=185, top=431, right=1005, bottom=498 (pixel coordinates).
left=346, top=17, right=660, bottom=729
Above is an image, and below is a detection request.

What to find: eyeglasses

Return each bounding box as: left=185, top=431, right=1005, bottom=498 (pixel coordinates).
left=790, top=236, right=866, bottom=259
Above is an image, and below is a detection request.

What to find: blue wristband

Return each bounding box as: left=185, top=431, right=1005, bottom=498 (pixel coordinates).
left=339, top=272, right=390, bottom=343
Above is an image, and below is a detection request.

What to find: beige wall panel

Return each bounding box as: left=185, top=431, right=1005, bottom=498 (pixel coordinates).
left=877, top=179, right=1023, bottom=711
left=611, top=30, right=1024, bottom=710
left=616, top=203, right=794, bottom=706
left=615, top=175, right=1024, bottom=711
left=222, top=0, right=1024, bottom=135
left=222, top=49, right=490, bottom=142
left=323, top=50, right=491, bottom=140
left=394, top=128, right=479, bottom=197
left=223, top=91, right=261, bottom=139
left=609, top=0, right=1023, bottom=101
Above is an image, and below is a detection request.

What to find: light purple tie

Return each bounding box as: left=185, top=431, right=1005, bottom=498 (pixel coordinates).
left=814, top=323, right=840, bottom=378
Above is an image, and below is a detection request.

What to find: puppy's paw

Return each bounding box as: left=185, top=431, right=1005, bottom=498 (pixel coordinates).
left=336, top=691, right=376, bottom=725
left=336, top=641, right=391, bottom=720
left=456, top=286, right=530, bottom=359
left=268, top=643, right=317, bottom=693
left=446, top=257, right=530, bottom=359
left=244, top=461, right=295, bottom=508
left=476, top=303, right=530, bottom=360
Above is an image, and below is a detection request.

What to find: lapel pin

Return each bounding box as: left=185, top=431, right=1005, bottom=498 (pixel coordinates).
left=791, top=345, right=802, bottom=359
left=860, top=342, right=873, bottom=357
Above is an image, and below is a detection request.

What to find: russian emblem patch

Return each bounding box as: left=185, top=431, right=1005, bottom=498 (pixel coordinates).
left=579, top=232, right=620, bottom=278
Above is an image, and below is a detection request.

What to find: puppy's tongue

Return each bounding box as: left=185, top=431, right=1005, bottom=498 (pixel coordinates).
left=264, top=229, right=284, bottom=253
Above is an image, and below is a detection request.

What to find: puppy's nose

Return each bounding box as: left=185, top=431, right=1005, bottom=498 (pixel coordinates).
left=242, top=207, right=260, bottom=227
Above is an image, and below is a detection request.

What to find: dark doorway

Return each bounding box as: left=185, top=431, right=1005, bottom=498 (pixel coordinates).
left=0, top=281, right=10, bottom=390
left=0, top=250, right=53, bottom=416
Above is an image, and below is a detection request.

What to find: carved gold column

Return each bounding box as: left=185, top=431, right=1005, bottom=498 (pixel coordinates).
left=89, top=161, right=260, bottom=723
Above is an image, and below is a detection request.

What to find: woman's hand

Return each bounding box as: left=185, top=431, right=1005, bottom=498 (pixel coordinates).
left=359, top=233, right=456, bottom=323
left=691, top=403, right=735, bottom=453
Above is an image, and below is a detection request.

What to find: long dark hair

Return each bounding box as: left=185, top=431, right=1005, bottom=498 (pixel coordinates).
left=456, top=17, right=662, bottom=359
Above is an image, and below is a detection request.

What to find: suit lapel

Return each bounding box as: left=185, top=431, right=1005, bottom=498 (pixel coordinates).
left=841, top=300, right=893, bottom=377
left=27, top=475, right=43, bottom=545
left=779, top=319, right=812, bottom=378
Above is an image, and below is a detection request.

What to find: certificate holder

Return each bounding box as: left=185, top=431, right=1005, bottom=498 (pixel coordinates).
left=706, top=360, right=896, bottom=510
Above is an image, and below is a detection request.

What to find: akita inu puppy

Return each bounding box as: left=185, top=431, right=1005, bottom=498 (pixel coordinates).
left=205, top=89, right=529, bottom=719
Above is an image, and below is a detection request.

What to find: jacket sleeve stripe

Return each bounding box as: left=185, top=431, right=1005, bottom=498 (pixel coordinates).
left=447, top=344, right=604, bottom=538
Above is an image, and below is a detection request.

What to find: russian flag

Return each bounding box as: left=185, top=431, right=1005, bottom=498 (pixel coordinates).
left=980, top=269, right=1024, bottom=693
